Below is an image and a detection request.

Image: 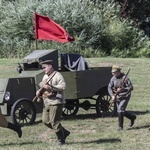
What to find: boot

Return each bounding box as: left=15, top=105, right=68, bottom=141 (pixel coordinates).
left=63, top=127, right=70, bottom=141
left=7, top=122, right=22, bottom=138
left=124, top=111, right=136, bottom=127
left=118, top=112, right=124, bottom=131
left=56, top=130, right=65, bottom=145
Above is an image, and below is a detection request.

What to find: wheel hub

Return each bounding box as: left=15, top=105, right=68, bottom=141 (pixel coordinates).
left=65, top=101, right=77, bottom=110
left=18, top=109, right=28, bottom=120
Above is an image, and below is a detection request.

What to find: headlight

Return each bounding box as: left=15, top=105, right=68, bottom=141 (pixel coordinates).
left=4, top=91, right=11, bottom=101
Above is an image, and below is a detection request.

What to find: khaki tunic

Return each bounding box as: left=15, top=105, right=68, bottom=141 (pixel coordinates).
left=39, top=71, right=66, bottom=106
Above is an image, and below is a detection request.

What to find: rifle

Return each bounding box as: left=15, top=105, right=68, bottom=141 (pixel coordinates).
left=109, top=68, right=131, bottom=108
left=32, top=71, right=56, bottom=102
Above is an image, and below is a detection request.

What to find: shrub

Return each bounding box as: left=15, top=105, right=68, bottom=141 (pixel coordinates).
left=0, top=0, right=149, bottom=58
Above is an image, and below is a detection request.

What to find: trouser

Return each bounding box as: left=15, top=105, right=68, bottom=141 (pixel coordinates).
left=42, top=104, right=70, bottom=144
left=0, top=109, right=22, bottom=138
left=117, top=96, right=130, bottom=128
left=42, top=104, right=63, bottom=132
left=116, top=95, right=130, bottom=113
left=117, top=95, right=136, bottom=128
left=0, top=109, right=8, bottom=127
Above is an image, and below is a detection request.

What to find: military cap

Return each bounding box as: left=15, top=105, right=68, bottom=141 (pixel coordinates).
left=111, top=65, right=121, bottom=73
left=40, top=60, right=53, bottom=65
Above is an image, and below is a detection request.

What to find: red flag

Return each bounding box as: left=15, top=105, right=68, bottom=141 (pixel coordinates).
left=34, top=12, right=74, bottom=42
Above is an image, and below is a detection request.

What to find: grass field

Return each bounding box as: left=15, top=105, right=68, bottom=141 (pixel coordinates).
left=0, top=57, right=150, bottom=150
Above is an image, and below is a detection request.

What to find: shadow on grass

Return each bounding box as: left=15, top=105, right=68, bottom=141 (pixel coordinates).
left=133, top=110, right=150, bottom=115
left=0, top=141, right=43, bottom=147
left=63, top=113, right=99, bottom=120
left=33, top=110, right=150, bottom=124
left=32, top=113, right=113, bottom=126
left=33, top=113, right=99, bottom=125
left=31, top=120, right=42, bottom=125
left=69, top=138, right=121, bottom=144
left=62, top=112, right=118, bottom=120
left=127, top=124, right=150, bottom=130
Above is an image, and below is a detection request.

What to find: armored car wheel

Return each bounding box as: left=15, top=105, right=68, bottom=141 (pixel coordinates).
left=96, top=91, right=117, bottom=117
left=62, top=99, right=79, bottom=116
left=11, top=98, right=36, bottom=126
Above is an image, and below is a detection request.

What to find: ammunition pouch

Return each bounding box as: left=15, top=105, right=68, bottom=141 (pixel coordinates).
left=55, top=93, right=63, bottom=100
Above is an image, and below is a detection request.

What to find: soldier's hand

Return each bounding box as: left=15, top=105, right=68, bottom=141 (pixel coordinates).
left=43, top=85, right=52, bottom=92
left=111, top=96, right=115, bottom=101
left=36, top=90, right=41, bottom=97
left=117, top=87, right=122, bottom=93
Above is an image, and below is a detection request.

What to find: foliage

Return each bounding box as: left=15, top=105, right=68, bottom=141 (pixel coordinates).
left=115, top=0, right=150, bottom=22
left=0, top=0, right=149, bottom=58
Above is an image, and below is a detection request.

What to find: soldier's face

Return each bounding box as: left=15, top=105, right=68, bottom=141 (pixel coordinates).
left=112, top=70, right=120, bottom=77
left=42, top=64, right=52, bottom=74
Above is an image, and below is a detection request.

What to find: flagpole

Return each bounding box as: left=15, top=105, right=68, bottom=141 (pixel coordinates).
left=36, top=38, right=38, bottom=50
left=34, top=10, right=38, bottom=50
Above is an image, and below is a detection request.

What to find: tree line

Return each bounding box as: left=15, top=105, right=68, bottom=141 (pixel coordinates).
left=0, top=0, right=149, bottom=58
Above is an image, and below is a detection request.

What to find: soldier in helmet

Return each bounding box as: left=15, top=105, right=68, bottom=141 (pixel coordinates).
left=0, top=108, right=22, bottom=138
left=108, top=65, right=136, bottom=131
left=35, top=60, right=70, bottom=145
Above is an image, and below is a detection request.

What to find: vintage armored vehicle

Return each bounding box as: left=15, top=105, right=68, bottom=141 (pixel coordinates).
left=0, top=49, right=116, bottom=126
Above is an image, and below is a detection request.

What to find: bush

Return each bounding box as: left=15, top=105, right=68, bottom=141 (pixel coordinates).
left=0, top=0, right=149, bottom=58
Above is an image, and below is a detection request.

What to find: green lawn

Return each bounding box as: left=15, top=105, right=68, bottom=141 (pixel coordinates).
left=0, top=57, right=150, bottom=150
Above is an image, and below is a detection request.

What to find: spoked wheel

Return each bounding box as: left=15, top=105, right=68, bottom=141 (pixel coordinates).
left=62, top=99, right=79, bottom=116
left=96, top=91, right=117, bottom=117
left=11, top=98, right=36, bottom=126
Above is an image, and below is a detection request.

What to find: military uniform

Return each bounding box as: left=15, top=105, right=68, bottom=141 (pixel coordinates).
left=41, top=71, right=66, bottom=131
left=0, top=108, right=22, bottom=137
left=108, top=65, right=136, bottom=131
left=38, top=60, right=70, bottom=145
